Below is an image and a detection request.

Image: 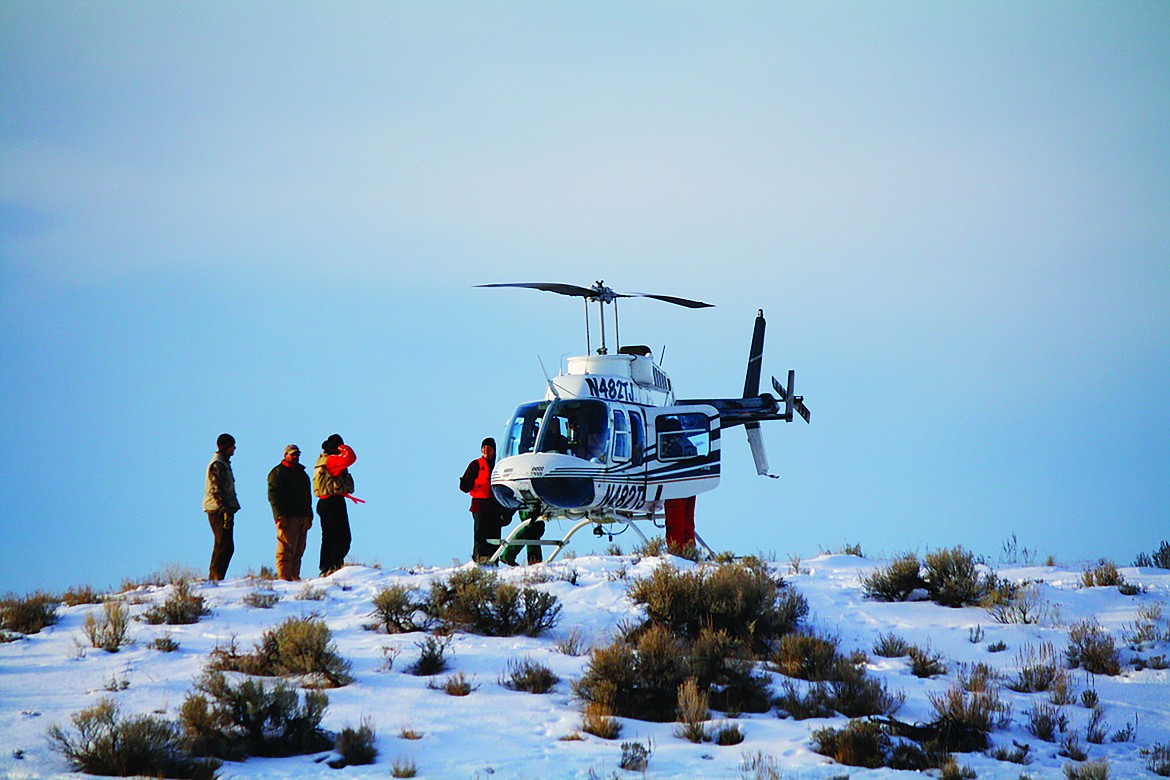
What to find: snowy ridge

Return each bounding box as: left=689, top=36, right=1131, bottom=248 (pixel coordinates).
left=2, top=554, right=1168, bottom=779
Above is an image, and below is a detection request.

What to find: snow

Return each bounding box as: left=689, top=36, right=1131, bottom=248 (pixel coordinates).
left=2, top=553, right=1168, bottom=779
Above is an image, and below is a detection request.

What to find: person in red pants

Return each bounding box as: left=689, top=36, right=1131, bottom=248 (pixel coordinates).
left=664, top=495, right=696, bottom=551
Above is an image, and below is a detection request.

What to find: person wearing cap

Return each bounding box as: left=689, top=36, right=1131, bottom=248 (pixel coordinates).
left=202, top=433, right=240, bottom=581
left=268, top=444, right=313, bottom=581
left=313, top=433, right=358, bottom=576
left=459, top=437, right=508, bottom=563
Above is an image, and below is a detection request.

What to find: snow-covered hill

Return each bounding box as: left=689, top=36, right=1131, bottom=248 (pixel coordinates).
left=2, top=553, right=1168, bottom=779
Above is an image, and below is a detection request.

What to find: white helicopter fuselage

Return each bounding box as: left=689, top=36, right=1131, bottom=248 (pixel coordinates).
left=491, top=352, right=721, bottom=522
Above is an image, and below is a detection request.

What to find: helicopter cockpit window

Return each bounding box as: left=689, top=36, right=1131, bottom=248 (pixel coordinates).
left=502, top=401, right=550, bottom=457
left=657, top=412, right=710, bottom=460
left=612, top=409, right=630, bottom=461
left=537, top=399, right=611, bottom=463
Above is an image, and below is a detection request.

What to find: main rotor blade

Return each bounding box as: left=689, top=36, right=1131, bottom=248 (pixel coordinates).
left=628, top=293, right=714, bottom=309
left=479, top=282, right=713, bottom=308
left=476, top=282, right=597, bottom=298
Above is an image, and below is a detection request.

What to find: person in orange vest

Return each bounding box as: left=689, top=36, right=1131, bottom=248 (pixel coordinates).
left=313, top=433, right=359, bottom=576
left=460, top=437, right=506, bottom=563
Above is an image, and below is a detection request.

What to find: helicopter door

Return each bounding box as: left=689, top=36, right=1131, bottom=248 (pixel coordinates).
left=648, top=405, right=720, bottom=501
left=594, top=405, right=648, bottom=511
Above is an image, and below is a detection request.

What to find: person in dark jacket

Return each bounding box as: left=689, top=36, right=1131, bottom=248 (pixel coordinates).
left=202, top=433, right=240, bottom=581
left=314, top=433, right=359, bottom=577
left=268, top=444, right=313, bottom=581
left=460, top=437, right=508, bottom=563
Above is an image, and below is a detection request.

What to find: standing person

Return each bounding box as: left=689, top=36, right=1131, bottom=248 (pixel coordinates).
left=460, top=437, right=506, bottom=563
left=202, top=433, right=240, bottom=581
left=500, top=508, right=546, bottom=567
left=664, top=495, right=696, bottom=552
left=314, top=434, right=358, bottom=577
left=268, top=444, right=312, bottom=581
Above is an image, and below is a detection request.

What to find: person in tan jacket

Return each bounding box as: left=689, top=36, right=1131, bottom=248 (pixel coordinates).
left=268, top=444, right=312, bottom=581
left=202, top=433, right=240, bottom=581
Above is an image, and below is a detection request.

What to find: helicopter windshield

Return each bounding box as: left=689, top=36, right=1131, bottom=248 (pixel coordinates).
left=502, top=401, right=550, bottom=457
left=536, top=399, right=611, bottom=462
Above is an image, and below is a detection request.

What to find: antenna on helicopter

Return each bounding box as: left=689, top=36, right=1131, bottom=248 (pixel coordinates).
left=538, top=356, right=561, bottom=400
left=476, top=281, right=713, bottom=355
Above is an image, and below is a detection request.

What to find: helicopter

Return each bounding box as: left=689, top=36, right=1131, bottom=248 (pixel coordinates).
left=478, top=280, right=810, bottom=562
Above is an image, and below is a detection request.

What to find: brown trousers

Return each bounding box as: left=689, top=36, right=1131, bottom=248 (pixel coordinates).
left=207, top=510, right=235, bottom=581
left=275, top=516, right=312, bottom=581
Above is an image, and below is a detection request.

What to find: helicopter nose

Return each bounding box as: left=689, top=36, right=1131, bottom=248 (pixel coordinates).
left=531, top=476, right=595, bottom=509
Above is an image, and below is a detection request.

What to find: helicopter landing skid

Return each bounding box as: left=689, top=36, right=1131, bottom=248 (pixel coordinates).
left=487, top=513, right=715, bottom=564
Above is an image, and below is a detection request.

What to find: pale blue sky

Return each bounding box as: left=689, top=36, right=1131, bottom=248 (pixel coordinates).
left=2, top=1, right=1167, bottom=593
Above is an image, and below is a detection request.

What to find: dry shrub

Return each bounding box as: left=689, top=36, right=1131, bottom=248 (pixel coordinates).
left=574, top=624, right=771, bottom=722
left=580, top=700, right=621, bottom=739
left=49, top=698, right=217, bottom=779
left=1123, top=602, right=1169, bottom=649
left=425, top=567, right=561, bottom=637
left=62, top=585, right=103, bottom=606
left=142, top=579, right=210, bottom=625
left=1081, top=559, right=1125, bottom=588
left=83, top=600, right=131, bottom=652
left=674, top=677, right=710, bottom=743
left=958, top=661, right=999, bottom=692
left=1064, top=758, right=1110, bottom=780
left=741, top=751, right=785, bottom=780
left=149, top=635, right=180, bottom=653
left=555, top=626, right=587, bottom=656
left=408, top=634, right=451, bottom=676
left=503, top=657, right=559, bottom=693
left=872, top=632, right=911, bottom=657
left=829, top=663, right=905, bottom=718
left=430, top=672, right=475, bottom=696
left=296, top=584, right=327, bottom=601
left=370, top=584, right=425, bottom=633
left=1008, top=642, right=1059, bottom=692
left=771, top=631, right=846, bottom=681
left=1142, top=742, right=1170, bottom=776
left=928, top=679, right=1011, bottom=745
left=1144, top=541, right=1170, bottom=569
left=620, top=739, right=652, bottom=771
left=242, top=589, right=279, bottom=609
left=811, top=719, right=889, bottom=769
left=633, top=536, right=670, bottom=558
left=907, top=644, right=948, bottom=678
left=983, top=580, right=1050, bottom=624
left=627, top=559, right=807, bottom=648
left=714, top=722, right=744, bottom=746
left=1, top=591, right=60, bottom=635
left=861, top=553, right=925, bottom=601
left=180, top=670, right=332, bottom=760
left=775, top=664, right=903, bottom=721
left=1025, top=702, right=1068, bottom=742
left=208, top=616, right=353, bottom=687
left=331, top=718, right=378, bottom=767
left=1065, top=620, right=1121, bottom=676
left=390, top=755, right=418, bottom=777
left=773, top=680, right=835, bottom=720
left=923, top=546, right=990, bottom=607
left=991, top=741, right=1033, bottom=764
